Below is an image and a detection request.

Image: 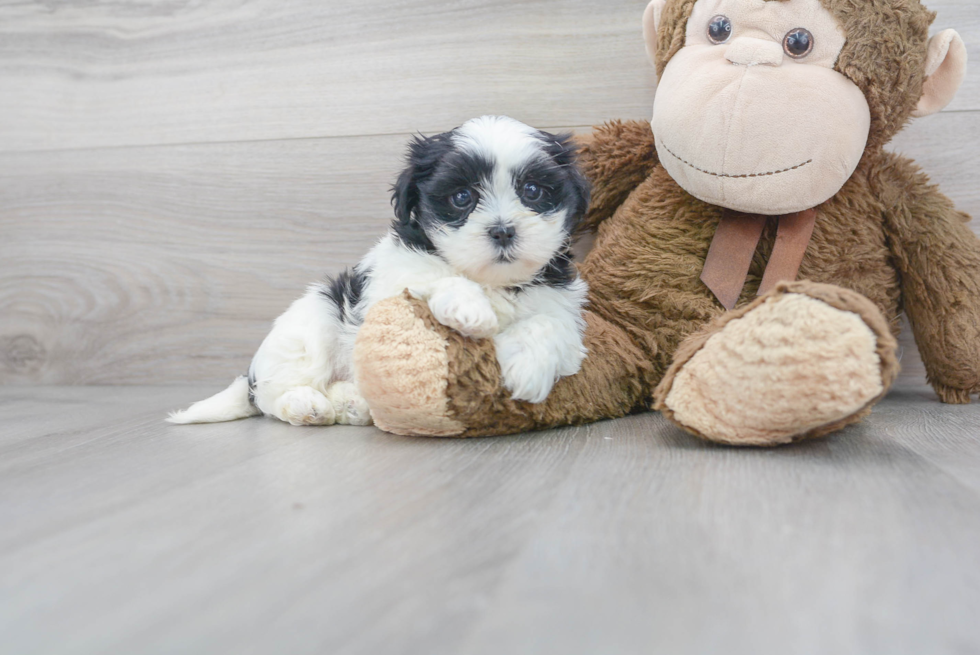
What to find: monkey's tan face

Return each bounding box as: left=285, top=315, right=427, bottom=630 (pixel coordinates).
left=652, top=0, right=871, bottom=215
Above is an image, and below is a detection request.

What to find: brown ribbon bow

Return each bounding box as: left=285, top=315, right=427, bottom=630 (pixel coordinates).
left=700, top=208, right=817, bottom=310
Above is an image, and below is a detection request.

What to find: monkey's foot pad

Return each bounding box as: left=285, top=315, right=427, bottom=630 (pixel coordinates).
left=354, top=292, right=467, bottom=437
left=654, top=281, right=900, bottom=446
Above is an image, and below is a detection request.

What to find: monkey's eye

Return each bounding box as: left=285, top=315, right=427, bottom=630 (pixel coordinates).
left=450, top=188, right=476, bottom=210
left=522, top=182, right=544, bottom=202
left=783, top=28, right=814, bottom=58
left=707, top=15, right=733, bottom=44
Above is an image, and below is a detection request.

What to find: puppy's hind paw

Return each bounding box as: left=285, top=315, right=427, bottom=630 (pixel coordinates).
left=274, top=387, right=336, bottom=426
left=326, top=382, right=373, bottom=426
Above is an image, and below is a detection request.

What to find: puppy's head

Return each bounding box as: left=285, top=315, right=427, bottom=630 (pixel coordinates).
left=391, top=116, right=590, bottom=287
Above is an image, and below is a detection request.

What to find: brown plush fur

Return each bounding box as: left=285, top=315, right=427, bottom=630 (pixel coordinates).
left=354, top=0, right=979, bottom=443
left=579, top=124, right=907, bottom=379
left=874, top=153, right=980, bottom=402
left=354, top=291, right=656, bottom=437
left=575, top=121, right=660, bottom=233
left=424, top=120, right=953, bottom=436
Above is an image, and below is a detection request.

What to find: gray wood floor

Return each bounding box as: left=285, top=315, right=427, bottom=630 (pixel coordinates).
left=2, top=384, right=979, bottom=655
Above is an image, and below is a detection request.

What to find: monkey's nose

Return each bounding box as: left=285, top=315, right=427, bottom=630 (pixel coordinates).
left=488, top=224, right=517, bottom=248
left=725, top=37, right=784, bottom=67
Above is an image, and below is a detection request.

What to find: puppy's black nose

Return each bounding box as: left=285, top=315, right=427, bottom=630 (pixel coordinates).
left=488, top=224, right=517, bottom=248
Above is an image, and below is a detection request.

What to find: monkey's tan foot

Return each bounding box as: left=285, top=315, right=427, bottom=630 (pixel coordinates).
left=654, top=282, right=900, bottom=446
left=354, top=291, right=651, bottom=438
left=354, top=291, right=529, bottom=438
left=353, top=293, right=467, bottom=437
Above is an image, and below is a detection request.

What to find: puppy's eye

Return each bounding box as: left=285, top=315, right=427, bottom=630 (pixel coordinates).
left=450, top=189, right=476, bottom=210
left=522, top=182, right=544, bottom=202
left=707, top=15, right=732, bottom=44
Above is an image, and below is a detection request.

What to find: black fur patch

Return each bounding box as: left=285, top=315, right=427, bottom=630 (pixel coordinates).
left=321, top=268, right=368, bottom=324
left=509, top=247, right=578, bottom=293
left=419, top=150, right=495, bottom=221
left=391, top=213, right=438, bottom=253
left=533, top=248, right=578, bottom=288
left=531, top=131, right=591, bottom=233
left=390, top=132, right=457, bottom=252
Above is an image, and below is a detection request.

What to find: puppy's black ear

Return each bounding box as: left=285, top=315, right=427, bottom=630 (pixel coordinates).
left=390, top=161, right=419, bottom=225
left=540, top=131, right=591, bottom=232
left=391, top=131, right=454, bottom=224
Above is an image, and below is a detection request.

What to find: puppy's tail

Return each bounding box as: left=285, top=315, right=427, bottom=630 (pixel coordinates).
left=166, top=376, right=262, bottom=424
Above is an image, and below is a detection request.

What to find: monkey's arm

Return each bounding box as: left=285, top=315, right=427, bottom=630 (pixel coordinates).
left=879, top=154, right=980, bottom=403
left=575, top=120, right=659, bottom=233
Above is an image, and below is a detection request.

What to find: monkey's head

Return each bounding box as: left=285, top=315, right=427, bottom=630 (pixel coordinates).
left=643, top=0, right=967, bottom=215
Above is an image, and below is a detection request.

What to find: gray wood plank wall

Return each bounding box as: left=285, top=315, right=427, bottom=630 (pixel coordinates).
left=1, top=0, right=977, bottom=386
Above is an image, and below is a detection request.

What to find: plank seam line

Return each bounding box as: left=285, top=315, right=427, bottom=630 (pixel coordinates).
left=0, top=125, right=600, bottom=156
left=0, top=107, right=977, bottom=155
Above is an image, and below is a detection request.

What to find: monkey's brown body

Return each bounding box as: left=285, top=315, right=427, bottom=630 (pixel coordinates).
left=353, top=0, right=978, bottom=445
left=579, top=120, right=978, bottom=399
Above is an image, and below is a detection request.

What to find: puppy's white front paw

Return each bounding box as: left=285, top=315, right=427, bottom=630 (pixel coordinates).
left=274, top=387, right=336, bottom=426
left=500, top=360, right=557, bottom=404
left=495, top=315, right=586, bottom=404
left=428, top=280, right=498, bottom=339
left=495, top=331, right=559, bottom=405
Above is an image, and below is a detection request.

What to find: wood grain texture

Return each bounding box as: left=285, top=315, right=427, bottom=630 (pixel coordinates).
left=0, top=0, right=974, bottom=153
left=0, top=0, right=657, bottom=152
left=0, top=132, right=411, bottom=384
left=1, top=384, right=979, bottom=654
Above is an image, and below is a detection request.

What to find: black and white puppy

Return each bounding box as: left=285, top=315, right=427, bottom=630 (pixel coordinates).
left=168, top=116, right=590, bottom=427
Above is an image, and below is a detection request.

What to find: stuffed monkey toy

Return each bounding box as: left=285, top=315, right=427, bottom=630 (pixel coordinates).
left=353, top=0, right=975, bottom=446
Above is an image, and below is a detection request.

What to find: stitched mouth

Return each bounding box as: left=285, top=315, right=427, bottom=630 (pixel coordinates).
left=661, top=141, right=812, bottom=179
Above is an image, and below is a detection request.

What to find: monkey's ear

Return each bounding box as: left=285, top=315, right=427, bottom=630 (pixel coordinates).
left=642, top=0, right=667, bottom=69
left=912, top=29, right=968, bottom=118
